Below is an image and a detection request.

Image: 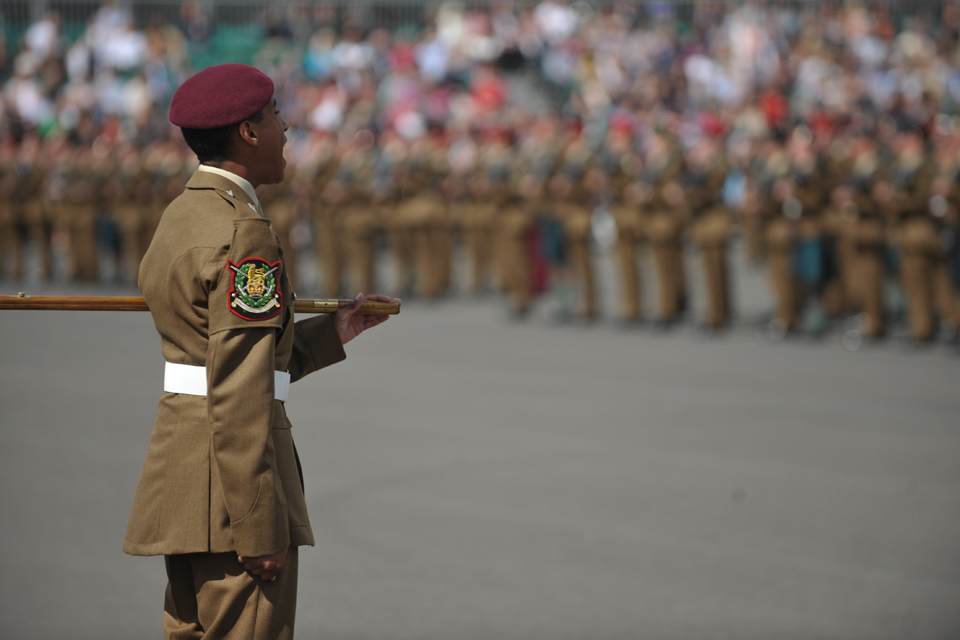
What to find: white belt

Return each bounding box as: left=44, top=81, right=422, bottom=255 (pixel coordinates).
left=164, top=362, right=290, bottom=402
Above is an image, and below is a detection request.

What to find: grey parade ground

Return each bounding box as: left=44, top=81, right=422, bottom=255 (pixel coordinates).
left=1, top=2, right=959, bottom=639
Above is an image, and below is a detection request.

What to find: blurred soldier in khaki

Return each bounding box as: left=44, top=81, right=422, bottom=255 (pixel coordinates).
left=875, top=128, right=944, bottom=341
left=551, top=130, right=601, bottom=317
left=549, top=166, right=600, bottom=320
left=108, top=142, right=153, bottom=283
left=640, top=132, right=687, bottom=325
left=458, top=171, right=499, bottom=293
left=612, top=180, right=647, bottom=322
left=499, top=175, right=541, bottom=316
left=315, top=177, right=348, bottom=298
left=340, top=180, right=382, bottom=295
left=478, top=131, right=515, bottom=291
left=763, top=129, right=827, bottom=334
left=743, top=139, right=790, bottom=267
left=140, top=142, right=168, bottom=247
left=0, top=142, right=25, bottom=278
left=258, top=166, right=300, bottom=290
left=684, top=137, right=733, bottom=329
left=826, top=136, right=888, bottom=338
left=393, top=171, right=448, bottom=298
left=0, top=136, right=53, bottom=280
left=58, top=144, right=101, bottom=282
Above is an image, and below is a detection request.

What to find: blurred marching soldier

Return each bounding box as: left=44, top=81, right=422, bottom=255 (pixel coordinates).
left=393, top=169, right=448, bottom=298
left=640, top=132, right=687, bottom=325
left=458, top=170, right=499, bottom=294
left=108, top=143, right=152, bottom=283
left=478, top=131, right=515, bottom=291
left=0, top=142, right=25, bottom=278
left=549, top=136, right=599, bottom=319
left=388, top=133, right=451, bottom=299
left=139, top=142, right=165, bottom=247
left=305, top=135, right=344, bottom=297
left=315, top=137, right=372, bottom=298
left=599, top=122, right=646, bottom=322
left=807, top=137, right=856, bottom=320
left=874, top=127, right=943, bottom=341
left=763, top=128, right=827, bottom=335
left=612, top=180, right=648, bottom=322
left=826, top=137, right=888, bottom=338
left=499, top=174, right=542, bottom=316
left=315, top=178, right=348, bottom=298
left=430, top=137, right=455, bottom=296
left=24, top=137, right=55, bottom=281
left=258, top=166, right=300, bottom=290
left=0, top=137, right=53, bottom=280
left=743, top=139, right=790, bottom=266
left=340, top=179, right=381, bottom=296
left=926, top=151, right=960, bottom=336
left=91, top=137, right=124, bottom=280
left=59, top=144, right=101, bottom=282
left=684, top=137, right=733, bottom=329
left=937, top=143, right=960, bottom=332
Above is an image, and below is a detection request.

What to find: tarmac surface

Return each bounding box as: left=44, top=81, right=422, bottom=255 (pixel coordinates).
left=1, top=264, right=959, bottom=639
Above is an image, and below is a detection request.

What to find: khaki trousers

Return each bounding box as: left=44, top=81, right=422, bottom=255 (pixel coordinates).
left=316, top=214, right=345, bottom=299
left=766, top=219, right=800, bottom=331
left=343, top=213, right=377, bottom=294
left=692, top=211, right=732, bottom=328
left=615, top=234, right=642, bottom=320
left=500, top=210, right=533, bottom=313
left=563, top=214, right=597, bottom=318
left=164, top=548, right=299, bottom=640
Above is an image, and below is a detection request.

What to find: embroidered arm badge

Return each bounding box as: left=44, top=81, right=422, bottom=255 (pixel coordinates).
left=227, top=257, right=282, bottom=320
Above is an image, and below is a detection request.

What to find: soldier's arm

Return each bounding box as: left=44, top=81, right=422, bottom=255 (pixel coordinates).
left=205, top=218, right=289, bottom=559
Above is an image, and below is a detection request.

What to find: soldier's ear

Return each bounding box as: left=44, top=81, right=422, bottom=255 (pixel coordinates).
left=237, top=120, right=259, bottom=148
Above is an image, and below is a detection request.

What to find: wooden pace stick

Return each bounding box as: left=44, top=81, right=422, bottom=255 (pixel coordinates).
left=0, top=294, right=401, bottom=315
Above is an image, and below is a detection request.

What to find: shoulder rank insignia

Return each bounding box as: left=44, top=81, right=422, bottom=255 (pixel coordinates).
left=228, top=257, right=282, bottom=320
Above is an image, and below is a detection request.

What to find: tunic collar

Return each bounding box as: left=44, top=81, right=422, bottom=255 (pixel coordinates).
left=198, top=164, right=263, bottom=215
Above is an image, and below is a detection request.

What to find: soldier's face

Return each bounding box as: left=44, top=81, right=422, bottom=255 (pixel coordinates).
left=252, top=98, right=289, bottom=185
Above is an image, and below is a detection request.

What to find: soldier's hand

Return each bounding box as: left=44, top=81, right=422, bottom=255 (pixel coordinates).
left=238, top=548, right=288, bottom=581
left=334, top=292, right=397, bottom=345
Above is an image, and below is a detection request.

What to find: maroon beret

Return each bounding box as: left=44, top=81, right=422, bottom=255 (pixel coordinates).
left=169, top=63, right=274, bottom=129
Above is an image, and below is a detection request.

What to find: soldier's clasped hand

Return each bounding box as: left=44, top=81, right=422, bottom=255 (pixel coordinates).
left=238, top=548, right=288, bottom=582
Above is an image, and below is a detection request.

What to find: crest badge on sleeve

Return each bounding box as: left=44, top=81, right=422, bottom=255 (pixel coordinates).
left=228, top=258, right=282, bottom=320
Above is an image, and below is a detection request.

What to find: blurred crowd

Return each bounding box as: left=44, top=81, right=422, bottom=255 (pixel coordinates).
left=1, top=1, right=960, bottom=344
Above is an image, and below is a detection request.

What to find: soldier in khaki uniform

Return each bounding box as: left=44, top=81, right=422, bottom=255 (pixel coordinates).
left=125, top=64, right=395, bottom=640
left=108, top=143, right=153, bottom=282
left=683, top=138, right=733, bottom=329
left=548, top=166, right=599, bottom=319
left=457, top=171, right=499, bottom=293
left=612, top=180, right=647, bottom=322
left=875, top=129, right=941, bottom=341
left=340, top=181, right=382, bottom=295
left=392, top=158, right=450, bottom=298
left=499, top=175, right=542, bottom=316
left=258, top=166, right=300, bottom=290
left=763, top=129, right=828, bottom=334
left=825, top=137, right=888, bottom=338
left=59, top=144, right=101, bottom=282
left=0, top=142, right=24, bottom=278
left=638, top=133, right=687, bottom=325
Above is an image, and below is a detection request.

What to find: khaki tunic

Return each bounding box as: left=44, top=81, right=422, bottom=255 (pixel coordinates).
left=124, top=171, right=346, bottom=559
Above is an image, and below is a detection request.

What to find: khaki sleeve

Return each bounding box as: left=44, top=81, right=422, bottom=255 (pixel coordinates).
left=209, top=218, right=285, bottom=334
left=206, top=217, right=289, bottom=557
left=287, top=314, right=346, bottom=383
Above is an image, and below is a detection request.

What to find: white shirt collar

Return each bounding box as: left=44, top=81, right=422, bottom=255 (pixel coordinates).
left=198, top=164, right=263, bottom=215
